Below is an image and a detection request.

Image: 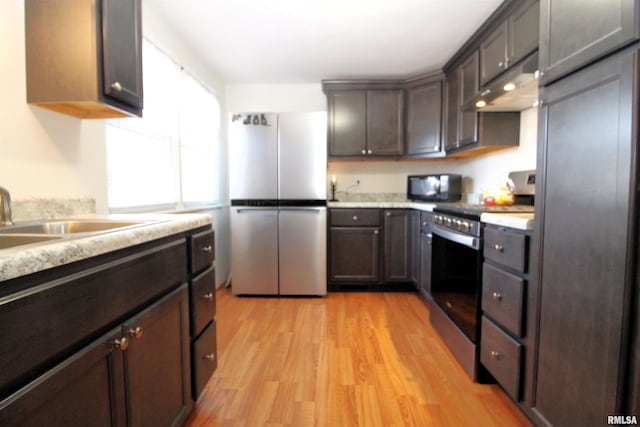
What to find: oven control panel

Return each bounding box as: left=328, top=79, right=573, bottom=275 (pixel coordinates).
left=433, top=213, right=481, bottom=237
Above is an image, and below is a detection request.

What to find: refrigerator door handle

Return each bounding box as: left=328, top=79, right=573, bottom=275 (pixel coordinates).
left=237, top=208, right=278, bottom=214
left=278, top=208, right=324, bottom=213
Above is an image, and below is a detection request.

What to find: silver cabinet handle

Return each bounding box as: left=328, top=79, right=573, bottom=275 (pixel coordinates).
left=386, top=212, right=391, bottom=217
left=367, top=149, right=372, bottom=154
left=374, top=229, right=379, bottom=235
left=492, top=292, right=503, bottom=301
left=113, top=337, right=129, bottom=351
left=490, top=351, right=501, bottom=360
left=203, top=293, right=214, bottom=300
left=498, top=61, right=504, bottom=68
left=128, top=326, right=144, bottom=340
left=204, top=353, right=216, bottom=362
left=353, top=216, right=358, bottom=221
left=494, top=244, right=504, bottom=252
left=202, top=245, right=213, bottom=252
left=361, top=149, right=366, bottom=154
left=111, top=81, right=122, bottom=92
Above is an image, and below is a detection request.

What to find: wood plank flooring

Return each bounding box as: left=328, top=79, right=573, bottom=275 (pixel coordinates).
left=185, top=288, right=532, bottom=427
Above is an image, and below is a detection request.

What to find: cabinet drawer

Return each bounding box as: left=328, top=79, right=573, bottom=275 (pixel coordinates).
left=190, top=229, right=215, bottom=274
left=481, top=316, right=522, bottom=401
left=190, top=266, right=216, bottom=337
left=192, top=321, right=217, bottom=399
left=330, top=209, right=380, bottom=227
left=482, top=263, right=525, bottom=337
left=484, top=227, right=527, bottom=272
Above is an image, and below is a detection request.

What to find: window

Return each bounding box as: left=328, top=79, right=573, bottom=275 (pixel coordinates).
left=106, top=39, right=221, bottom=211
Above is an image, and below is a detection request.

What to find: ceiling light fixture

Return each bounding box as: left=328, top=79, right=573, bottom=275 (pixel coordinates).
left=503, top=82, right=516, bottom=91
left=475, top=100, right=487, bottom=108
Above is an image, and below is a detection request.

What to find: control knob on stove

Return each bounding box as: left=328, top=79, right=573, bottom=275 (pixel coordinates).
left=445, top=218, right=452, bottom=227
left=460, top=221, right=470, bottom=232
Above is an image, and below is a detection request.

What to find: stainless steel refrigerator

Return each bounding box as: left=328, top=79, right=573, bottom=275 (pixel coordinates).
left=229, top=112, right=327, bottom=296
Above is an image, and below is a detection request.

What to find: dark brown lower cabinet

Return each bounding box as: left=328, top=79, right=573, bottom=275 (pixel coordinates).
left=383, top=209, right=419, bottom=283
left=0, top=285, right=191, bottom=427
left=531, top=44, right=639, bottom=426
left=123, top=285, right=192, bottom=427
left=329, top=226, right=381, bottom=284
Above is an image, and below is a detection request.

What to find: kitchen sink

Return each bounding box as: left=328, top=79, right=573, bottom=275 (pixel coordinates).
left=0, top=220, right=153, bottom=235
left=0, top=234, right=62, bottom=250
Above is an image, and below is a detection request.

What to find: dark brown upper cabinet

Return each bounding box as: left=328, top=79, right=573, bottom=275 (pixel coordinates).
left=458, top=52, right=480, bottom=147
left=480, top=0, right=539, bottom=86
left=366, top=90, right=404, bottom=156
left=406, top=79, right=443, bottom=157
left=325, top=84, right=404, bottom=158
left=25, top=0, right=143, bottom=119
left=444, top=72, right=459, bottom=152
left=327, top=90, right=367, bottom=157
left=539, top=0, right=640, bottom=85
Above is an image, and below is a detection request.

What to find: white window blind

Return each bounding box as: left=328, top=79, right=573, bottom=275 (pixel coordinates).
left=106, top=39, right=220, bottom=211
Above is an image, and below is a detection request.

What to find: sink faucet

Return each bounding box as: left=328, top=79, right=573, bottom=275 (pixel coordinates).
left=0, top=186, right=13, bottom=226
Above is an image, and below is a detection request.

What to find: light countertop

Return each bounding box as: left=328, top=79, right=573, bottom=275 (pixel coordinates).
left=0, top=213, right=212, bottom=282
left=481, top=212, right=534, bottom=231
left=328, top=201, right=437, bottom=212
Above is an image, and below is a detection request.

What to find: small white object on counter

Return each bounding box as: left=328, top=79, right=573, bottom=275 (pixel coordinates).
left=481, top=212, right=534, bottom=231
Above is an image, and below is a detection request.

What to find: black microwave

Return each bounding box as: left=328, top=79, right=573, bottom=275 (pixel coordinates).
left=407, top=174, right=462, bottom=202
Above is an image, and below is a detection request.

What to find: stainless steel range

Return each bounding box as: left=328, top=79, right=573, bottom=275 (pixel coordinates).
left=428, top=171, right=535, bottom=381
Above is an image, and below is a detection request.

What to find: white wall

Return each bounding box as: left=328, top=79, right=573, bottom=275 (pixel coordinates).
left=0, top=1, right=109, bottom=212
left=225, top=83, right=327, bottom=113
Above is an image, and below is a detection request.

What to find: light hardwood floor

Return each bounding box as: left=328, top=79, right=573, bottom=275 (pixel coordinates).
left=185, top=288, right=532, bottom=427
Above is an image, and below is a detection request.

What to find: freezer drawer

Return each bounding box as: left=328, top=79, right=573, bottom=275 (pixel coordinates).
left=279, top=207, right=327, bottom=296
left=231, top=207, right=278, bottom=295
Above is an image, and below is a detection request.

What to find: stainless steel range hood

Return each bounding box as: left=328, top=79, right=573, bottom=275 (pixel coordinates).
left=468, top=52, right=539, bottom=112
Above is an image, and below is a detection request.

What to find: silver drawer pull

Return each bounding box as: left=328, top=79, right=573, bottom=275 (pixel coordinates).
left=128, top=326, right=144, bottom=340
left=494, top=244, right=504, bottom=252
left=492, top=292, right=503, bottom=301
left=202, top=245, right=213, bottom=252
left=113, top=337, right=129, bottom=351
left=111, top=81, right=122, bottom=92
left=203, top=293, right=214, bottom=300
left=374, top=229, right=379, bottom=235
left=490, top=350, right=501, bottom=360
left=353, top=216, right=358, bottom=221
left=204, top=353, right=216, bottom=362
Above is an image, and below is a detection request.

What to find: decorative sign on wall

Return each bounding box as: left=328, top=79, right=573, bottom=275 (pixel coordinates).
left=231, top=113, right=271, bottom=126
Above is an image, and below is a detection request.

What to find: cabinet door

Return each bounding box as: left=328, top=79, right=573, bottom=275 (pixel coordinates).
left=480, top=22, right=508, bottom=86
left=459, top=51, right=480, bottom=105
left=124, top=285, right=192, bottom=427
left=329, top=227, right=380, bottom=283
left=383, top=210, right=417, bottom=283
left=406, top=82, right=443, bottom=155
left=102, top=0, right=143, bottom=109
left=328, top=91, right=367, bottom=156
left=458, top=52, right=479, bottom=147
left=508, top=0, right=539, bottom=66
left=445, top=72, right=459, bottom=151
left=532, top=47, right=636, bottom=426
left=539, top=0, right=639, bottom=84
left=367, top=90, right=404, bottom=156
left=0, top=327, right=126, bottom=427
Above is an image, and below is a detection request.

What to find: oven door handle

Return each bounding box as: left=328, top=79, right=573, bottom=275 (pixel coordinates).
left=432, top=225, right=480, bottom=250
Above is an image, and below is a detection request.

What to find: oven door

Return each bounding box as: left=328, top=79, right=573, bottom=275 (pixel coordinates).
left=431, top=225, right=483, bottom=343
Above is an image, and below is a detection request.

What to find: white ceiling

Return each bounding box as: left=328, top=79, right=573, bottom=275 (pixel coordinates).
left=145, top=0, right=504, bottom=84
